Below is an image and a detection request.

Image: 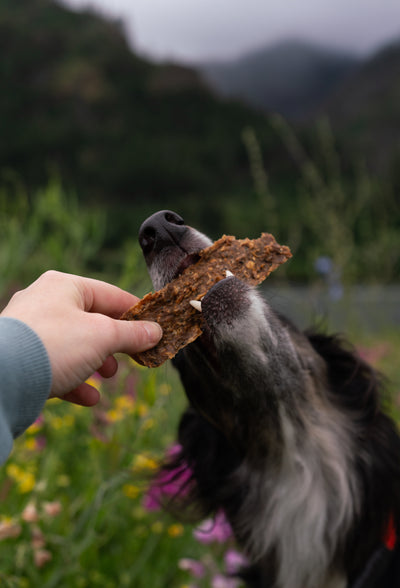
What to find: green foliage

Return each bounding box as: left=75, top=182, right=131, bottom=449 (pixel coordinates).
left=0, top=177, right=398, bottom=587
left=0, top=363, right=207, bottom=588
left=0, top=177, right=106, bottom=297
left=245, top=116, right=400, bottom=283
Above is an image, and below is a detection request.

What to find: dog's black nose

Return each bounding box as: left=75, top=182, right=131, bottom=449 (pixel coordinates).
left=138, top=210, right=186, bottom=256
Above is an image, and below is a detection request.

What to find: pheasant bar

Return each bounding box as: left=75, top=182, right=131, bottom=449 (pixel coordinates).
left=121, top=233, right=291, bottom=367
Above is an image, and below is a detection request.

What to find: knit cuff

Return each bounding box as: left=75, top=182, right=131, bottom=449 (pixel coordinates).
left=0, top=317, right=52, bottom=462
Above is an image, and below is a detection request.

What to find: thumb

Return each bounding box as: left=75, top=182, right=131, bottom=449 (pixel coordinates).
left=112, top=319, right=163, bottom=355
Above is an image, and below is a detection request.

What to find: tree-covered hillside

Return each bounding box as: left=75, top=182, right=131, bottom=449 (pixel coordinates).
left=320, top=40, right=400, bottom=174
left=0, top=0, right=284, bottom=218
left=0, top=0, right=398, bottom=281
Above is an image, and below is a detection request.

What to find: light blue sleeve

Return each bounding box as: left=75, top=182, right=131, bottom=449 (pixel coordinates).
left=0, top=317, right=52, bottom=464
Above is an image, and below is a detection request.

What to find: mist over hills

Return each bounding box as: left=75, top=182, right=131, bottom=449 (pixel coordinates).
left=0, top=0, right=399, bottom=263
left=198, top=39, right=361, bottom=120
left=320, top=39, right=400, bottom=171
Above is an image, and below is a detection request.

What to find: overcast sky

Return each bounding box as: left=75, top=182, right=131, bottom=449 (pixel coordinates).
left=64, top=0, right=400, bottom=63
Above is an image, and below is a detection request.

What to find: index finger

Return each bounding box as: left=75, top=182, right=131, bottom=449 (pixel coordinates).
left=75, top=276, right=141, bottom=318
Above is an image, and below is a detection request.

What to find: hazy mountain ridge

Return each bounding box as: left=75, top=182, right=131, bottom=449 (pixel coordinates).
left=319, top=39, right=400, bottom=171
left=198, top=39, right=361, bottom=119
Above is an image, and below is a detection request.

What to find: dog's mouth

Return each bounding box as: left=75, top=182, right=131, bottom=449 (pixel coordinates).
left=172, top=251, right=201, bottom=282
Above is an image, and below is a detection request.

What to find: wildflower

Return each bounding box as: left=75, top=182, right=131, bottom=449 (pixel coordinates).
left=132, top=454, right=158, bottom=473
left=34, top=548, right=52, bottom=568
left=357, top=342, right=390, bottom=366
left=151, top=521, right=163, bottom=534
left=193, top=511, right=232, bottom=544
left=168, top=523, right=184, bottom=538
left=122, top=484, right=141, bottom=499
left=26, top=415, right=44, bottom=435
left=57, top=474, right=70, bottom=487
left=0, top=518, right=21, bottom=540
left=6, top=463, right=36, bottom=494
left=224, top=549, right=248, bottom=574
left=106, top=409, right=123, bottom=423
left=23, top=438, right=38, bottom=451
left=136, top=402, right=149, bottom=418
left=211, top=574, right=240, bottom=588
left=31, top=526, right=46, bottom=550
left=115, top=395, right=135, bottom=412
left=22, top=502, right=39, bottom=523
left=178, top=558, right=205, bottom=578
left=35, top=436, right=47, bottom=451
left=159, top=383, right=171, bottom=396
left=143, top=445, right=192, bottom=512
left=50, top=414, right=75, bottom=429
left=18, top=471, right=36, bottom=494
left=142, top=418, right=155, bottom=431
left=43, top=501, right=62, bottom=517
left=86, top=374, right=102, bottom=389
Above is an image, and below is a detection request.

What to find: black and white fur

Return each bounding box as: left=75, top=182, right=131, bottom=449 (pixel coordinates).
left=138, top=210, right=400, bottom=588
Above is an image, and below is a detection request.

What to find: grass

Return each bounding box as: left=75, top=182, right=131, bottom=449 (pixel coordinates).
left=0, top=179, right=399, bottom=587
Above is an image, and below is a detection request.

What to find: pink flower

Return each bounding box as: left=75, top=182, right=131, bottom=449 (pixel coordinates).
left=211, top=573, right=241, bottom=588
left=34, top=548, right=52, bottom=568
left=178, top=558, right=206, bottom=578
left=143, top=445, right=193, bottom=512
left=43, top=501, right=62, bottom=517
left=35, top=436, right=47, bottom=451
left=143, top=463, right=192, bottom=511
left=193, top=510, right=233, bottom=544
left=224, top=549, right=248, bottom=574
left=31, top=526, right=45, bottom=550
left=22, top=503, right=39, bottom=523
left=0, top=520, right=21, bottom=540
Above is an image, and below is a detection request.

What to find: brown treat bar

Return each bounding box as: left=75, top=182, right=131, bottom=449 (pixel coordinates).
left=121, top=233, right=291, bottom=367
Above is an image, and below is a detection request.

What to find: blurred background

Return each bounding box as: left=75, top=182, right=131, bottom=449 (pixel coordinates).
left=0, top=1, right=399, bottom=586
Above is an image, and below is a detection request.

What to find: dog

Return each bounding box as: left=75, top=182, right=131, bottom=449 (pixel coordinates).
left=138, top=210, right=400, bottom=588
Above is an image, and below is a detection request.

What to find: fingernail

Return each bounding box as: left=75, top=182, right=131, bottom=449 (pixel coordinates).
left=143, top=322, right=163, bottom=345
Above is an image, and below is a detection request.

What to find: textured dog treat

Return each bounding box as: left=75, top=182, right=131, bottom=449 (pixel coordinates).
left=121, top=233, right=291, bottom=367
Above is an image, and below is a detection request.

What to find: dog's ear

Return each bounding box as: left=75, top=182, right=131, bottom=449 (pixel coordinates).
left=306, top=332, right=382, bottom=420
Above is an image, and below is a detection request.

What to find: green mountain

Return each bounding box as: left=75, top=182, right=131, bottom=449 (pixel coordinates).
left=319, top=40, right=400, bottom=172
left=199, top=40, right=360, bottom=119
left=0, top=0, right=282, bottom=223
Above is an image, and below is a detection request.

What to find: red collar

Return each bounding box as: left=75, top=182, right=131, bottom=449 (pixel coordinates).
left=384, top=515, right=397, bottom=551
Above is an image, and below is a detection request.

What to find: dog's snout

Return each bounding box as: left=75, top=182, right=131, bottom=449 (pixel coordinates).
left=138, top=210, right=186, bottom=256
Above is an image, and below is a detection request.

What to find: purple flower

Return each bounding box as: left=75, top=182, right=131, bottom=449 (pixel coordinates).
left=193, top=510, right=233, bottom=544
left=211, top=573, right=241, bottom=588
left=178, top=558, right=206, bottom=578
left=224, top=549, right=248, bottom=574
left=143, top=445, right=193, bottom=512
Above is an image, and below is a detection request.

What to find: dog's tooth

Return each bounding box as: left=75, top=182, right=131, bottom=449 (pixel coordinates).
left=225, top=270, right=234, bottom=277
left=190, top=300, right=202, bottom=312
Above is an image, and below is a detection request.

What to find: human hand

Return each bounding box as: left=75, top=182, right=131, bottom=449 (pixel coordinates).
left=0, top=271, right=162, bottom=406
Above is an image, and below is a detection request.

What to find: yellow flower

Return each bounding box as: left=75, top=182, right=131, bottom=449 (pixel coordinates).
left=49, top=414, right=74, bottom=429
left=86, top=376, right=101, bottom=389
left=106, top=409, right=122, bottom=423
left=18, top=471, right=36, bottom=494
left=122, top=484, right=141, bottom=499
left=131, top=454, right=158, bottom=472
left=57, top=474, right=70, bottom=487
left=151, top=521, right=163, bottom=534
left=26, top=420, right=43, bottom=435
left=6, top=463, right=36, bottom=494
left=115, top=395, right=135, bottom=412
left=0, top=518, right=21, bottom=540
left=141, top=418, right=155, bottom=431
left=23, top=438, right=38, bottom=451
left=159, top=383, right=171, bottom=396
left=167, top=523, right=184, bottom=538
left=136, top=403, right=149, bottom=418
